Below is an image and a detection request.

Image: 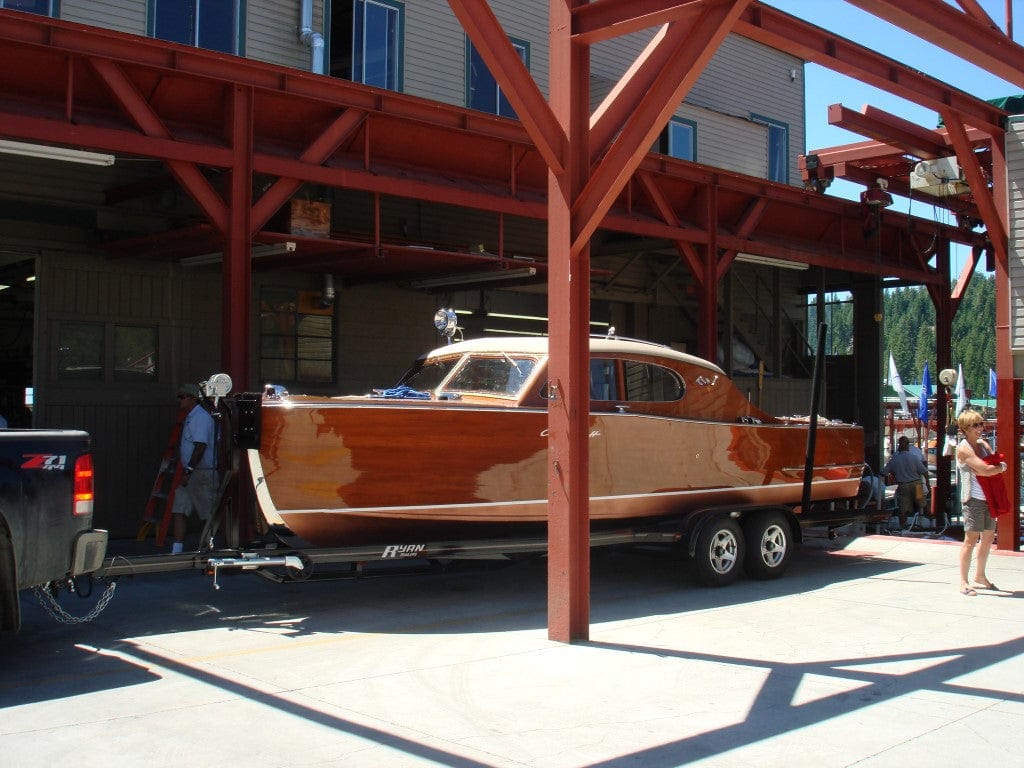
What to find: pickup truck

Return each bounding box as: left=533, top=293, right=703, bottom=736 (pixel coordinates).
left=0, top=429, right=108, bottom=631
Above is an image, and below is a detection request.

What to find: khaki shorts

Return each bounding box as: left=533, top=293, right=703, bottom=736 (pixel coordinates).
left=171, top=470, right=220, bottom=521
left=963, top=497, right=996, bottom=533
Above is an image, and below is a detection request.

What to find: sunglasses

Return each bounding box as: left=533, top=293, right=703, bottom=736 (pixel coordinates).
left=966, top=421, right=984, bottom=428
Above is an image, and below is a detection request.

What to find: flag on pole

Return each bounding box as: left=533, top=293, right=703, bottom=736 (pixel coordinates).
left=918, top=361, right=931, bottom=423
left=955, top=363, right=967, bottom=415
left=989, top=368, right=997, bottom=398
left=889, top=352, right=909, bottom=416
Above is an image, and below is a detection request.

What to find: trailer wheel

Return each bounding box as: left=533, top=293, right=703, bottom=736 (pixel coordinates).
left=743, top=510, right=792, bottom=580
left=691, top=517, right=744, bottom=587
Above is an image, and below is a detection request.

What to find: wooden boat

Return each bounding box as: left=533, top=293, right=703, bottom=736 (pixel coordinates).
left=247, top=334, right=865, bottom=549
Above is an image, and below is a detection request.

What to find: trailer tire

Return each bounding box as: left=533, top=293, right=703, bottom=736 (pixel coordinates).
left=691, top=516, right=744, bottom=587
left=743, top=510, right=792, bottom=580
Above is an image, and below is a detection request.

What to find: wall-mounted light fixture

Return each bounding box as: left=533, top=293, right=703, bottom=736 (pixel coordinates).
left=0, top=139, right=115, bottom=167
left=410, top=266, right=537, bottom=289
left=182, top=241, right=297, bottom=267
left=735, top=253, right=808, bottom=271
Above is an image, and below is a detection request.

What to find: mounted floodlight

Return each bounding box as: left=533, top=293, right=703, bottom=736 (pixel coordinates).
left=938, top=368, right=957, bottom=388
left=433, top=308, right=459, bottom=343
left=860, top=178, right=893, bottom=208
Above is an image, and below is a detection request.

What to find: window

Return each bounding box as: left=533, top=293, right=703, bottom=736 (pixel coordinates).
left=57, top=322, right=103, bottom=381
left=150, top=0, right=241, bottom=55
left=114, top=326, right=158, bottom=381
left=751, top=114, right=789, bottom=183
left=467, top=36, right=528, bottom=118
left=333, top=0, right=403, bottom=90
left=259, top=288, right=334, bottom=385
left=666, top=117, right=696, bottom=161
left=56, top=322, right=158, bottom=382
left=590, top=358, right=617, bottom=401
left=445, top=356, right=537, bottom=396
left=0, top=1, right=58, bottom=15
left=623, top=361, right=683, bottom=402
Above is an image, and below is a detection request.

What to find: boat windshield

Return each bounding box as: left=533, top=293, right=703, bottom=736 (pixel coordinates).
left=400, top=357, right=459, bottom=392
left=444, top=355, right=538, bottom=396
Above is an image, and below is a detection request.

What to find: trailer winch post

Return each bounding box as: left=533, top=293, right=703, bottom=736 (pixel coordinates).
left=801, top=323, right=827, bottom=515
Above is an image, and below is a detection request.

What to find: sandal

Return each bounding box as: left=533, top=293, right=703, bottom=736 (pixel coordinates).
left=960, top=586, right=978, bottom=596
left=975, top=581, right=999, bottom=591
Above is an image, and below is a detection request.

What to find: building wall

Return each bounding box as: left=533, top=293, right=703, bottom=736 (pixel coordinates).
left=33, top=252, right=221, bottom=537
left=1007, top=117, right=1024, bottom=371
left=56, top=1, right=801, bottom=185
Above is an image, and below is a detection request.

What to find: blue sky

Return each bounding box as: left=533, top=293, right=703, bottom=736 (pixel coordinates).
left=760, top=1, right=1022, bottom=272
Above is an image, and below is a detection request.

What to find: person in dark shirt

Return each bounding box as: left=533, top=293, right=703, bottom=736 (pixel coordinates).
left=882, top=435, right=929, bottom=530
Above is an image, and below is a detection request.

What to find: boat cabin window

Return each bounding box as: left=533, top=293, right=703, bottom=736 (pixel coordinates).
left=445, top=355, right=538, bottom=396
left=623, top=361, right=684, bottom=402
left=588, top=358, right=684, bottom=403
left=590, top=358, right=617, bottom=400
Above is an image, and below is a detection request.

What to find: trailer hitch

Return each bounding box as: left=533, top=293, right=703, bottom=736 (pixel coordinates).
left=206, top=553, right=306, bottom=589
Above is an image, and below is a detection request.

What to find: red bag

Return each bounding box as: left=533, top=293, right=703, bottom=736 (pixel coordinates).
left=976, top=452, right=1012, bottom=517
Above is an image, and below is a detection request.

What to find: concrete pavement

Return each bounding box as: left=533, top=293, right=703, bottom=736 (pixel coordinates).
left=1, top=533, right=1022, bottom=767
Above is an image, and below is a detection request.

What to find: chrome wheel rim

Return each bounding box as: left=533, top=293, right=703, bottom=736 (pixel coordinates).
left=708, top=529, right=739, bottom=574
left=759, top=523, right=787, bottom=567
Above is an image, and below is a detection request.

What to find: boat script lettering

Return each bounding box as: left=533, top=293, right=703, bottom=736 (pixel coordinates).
left=382, top=544, right=426, bottom=559
left=539, top=429, right=602, bottom=438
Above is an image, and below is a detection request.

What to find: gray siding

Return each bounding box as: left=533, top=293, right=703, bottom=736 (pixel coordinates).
left=688, top=35, right=805, bottom=184
left=1007, top=118, right=1024, bottom=360
left=62, top=0, right=146, bottom=35
left=678, top=103, right=767, bottom=178
left=247, top=0, right=324, bottom=72
left=402, top=0, right=550, bottom=109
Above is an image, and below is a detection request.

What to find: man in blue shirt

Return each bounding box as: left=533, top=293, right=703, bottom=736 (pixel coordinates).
left=882, top=435, right=929, bottom=530
left=170, top=383, right=218, bottom=554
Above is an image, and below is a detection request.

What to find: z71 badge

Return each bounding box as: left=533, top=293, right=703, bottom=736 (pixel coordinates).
left=21, top=454, right=68, bottom=471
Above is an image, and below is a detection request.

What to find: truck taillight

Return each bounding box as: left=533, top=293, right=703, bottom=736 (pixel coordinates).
left=73, top=453, right=94, bottom=517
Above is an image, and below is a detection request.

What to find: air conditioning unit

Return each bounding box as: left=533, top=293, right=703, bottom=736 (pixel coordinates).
left=911, top=157, right=969, bottom=196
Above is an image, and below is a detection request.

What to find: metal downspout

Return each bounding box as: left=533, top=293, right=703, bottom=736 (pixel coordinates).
left=299, top=0, right=325, bottom=75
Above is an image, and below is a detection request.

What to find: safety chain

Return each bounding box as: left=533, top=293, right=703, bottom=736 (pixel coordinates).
left=33, top=579, right=118, bottom=625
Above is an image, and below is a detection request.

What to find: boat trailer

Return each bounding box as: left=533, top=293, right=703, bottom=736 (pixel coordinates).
left=94, top=528, right=686, bottom=588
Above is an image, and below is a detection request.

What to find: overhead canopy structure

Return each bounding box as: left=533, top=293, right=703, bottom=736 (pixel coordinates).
left=0, top=1, right=1022, bottom=640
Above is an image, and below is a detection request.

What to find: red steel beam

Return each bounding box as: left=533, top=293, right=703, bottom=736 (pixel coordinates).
left=989, top=127, right=1021, bottom=550
left=447, top=0, right=567, bottom=174
left=590, top=17, right=707, bottom=164
left=939, top=108, right=1008, bottom=258
left=571, top=0, right=709, bottom=44
left=545, top=0, right=592, bottom=643
left=954, top=0, right=999, bottom=28
left=250, top=108, right=367, bottom=234
left=89, top=57, right=230, bottom=233
left=635, top=170, right=709, bottom=289
left=736, top=3, right=1006, bottom=134
left=223, top=84, right=253, bottom=391
left=828, top=104, right=949, bottom=160
left=844, top=0, right=1024, bottom=91
left=573, top=0, right=751, bottom=252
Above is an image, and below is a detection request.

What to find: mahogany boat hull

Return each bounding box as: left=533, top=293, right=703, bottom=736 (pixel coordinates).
left=250, top=400, right=864, bottom=547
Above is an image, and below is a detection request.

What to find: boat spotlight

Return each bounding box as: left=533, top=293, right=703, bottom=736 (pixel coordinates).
left=433, top=308, right=459, bottom=343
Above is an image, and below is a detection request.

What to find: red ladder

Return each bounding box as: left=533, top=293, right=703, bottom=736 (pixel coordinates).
left=137, top=416, right=184, bottom=546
